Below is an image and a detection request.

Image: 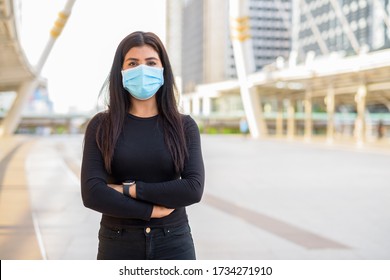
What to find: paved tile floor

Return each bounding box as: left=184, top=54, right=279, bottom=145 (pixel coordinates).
left=1, top=134, right=389, bottom=259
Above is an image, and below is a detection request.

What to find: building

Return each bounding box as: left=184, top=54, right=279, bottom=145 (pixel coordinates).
left=166, top=0, right=183, bottom=92
left=294, top=0, right=390, bottom=62
left=177, top=0, right=292, bottom=92
left=166, top=0, right=292, bottom=118
left=0, top=79, right=53, bottom=116
left=246, top=0, right=292, bottom=72
left=179, top=0, right=230, bottom=93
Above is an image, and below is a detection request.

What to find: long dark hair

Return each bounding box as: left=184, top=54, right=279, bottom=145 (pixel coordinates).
left=96, top=31, right=187, bottom=174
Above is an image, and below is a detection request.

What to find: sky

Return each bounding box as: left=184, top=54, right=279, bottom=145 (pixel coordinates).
left=19, top=0, right=166, bottom=114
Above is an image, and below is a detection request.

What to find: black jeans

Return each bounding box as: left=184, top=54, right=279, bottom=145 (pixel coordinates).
left=97, top=223, right=196, bottom=260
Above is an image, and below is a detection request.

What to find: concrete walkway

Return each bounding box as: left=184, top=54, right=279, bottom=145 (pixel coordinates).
left=1, top=134, right=389, bottom=259
left=0, top=136, right=43, bottom=259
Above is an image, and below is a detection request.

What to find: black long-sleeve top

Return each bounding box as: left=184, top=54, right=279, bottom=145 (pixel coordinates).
left=81, top=113, right=205, bottom=228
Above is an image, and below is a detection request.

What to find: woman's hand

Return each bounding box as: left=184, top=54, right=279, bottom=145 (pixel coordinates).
left=108, top=183, right=136, bottom=198
left=107, top=184, right=122, bottom=193
left=151, top=205, right=175, bottom=218
left=108, top=184, right=174, bottom=218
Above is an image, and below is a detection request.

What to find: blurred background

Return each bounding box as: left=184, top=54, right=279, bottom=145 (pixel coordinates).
left=0, top=0, right=389, bottom=260
left=1, top=0, right=390, bottom=141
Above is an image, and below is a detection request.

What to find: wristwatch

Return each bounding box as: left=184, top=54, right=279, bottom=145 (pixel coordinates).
left=122, top=180, right=136, bottom=197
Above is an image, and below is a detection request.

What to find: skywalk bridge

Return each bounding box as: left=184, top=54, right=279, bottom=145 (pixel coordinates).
left=184, top=48, right=390, bottom=143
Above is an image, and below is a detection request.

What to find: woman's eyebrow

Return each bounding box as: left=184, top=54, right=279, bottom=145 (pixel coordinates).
left=124, top=57, right=139, bottom=62
left=124, top=57, right=159, bottom=62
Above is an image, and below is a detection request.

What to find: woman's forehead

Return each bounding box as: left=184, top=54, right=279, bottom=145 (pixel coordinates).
left=124, top=45, right=159, bottom=59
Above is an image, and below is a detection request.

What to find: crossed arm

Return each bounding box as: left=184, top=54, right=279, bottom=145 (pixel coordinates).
left=107, top=183, right=174, bottom=218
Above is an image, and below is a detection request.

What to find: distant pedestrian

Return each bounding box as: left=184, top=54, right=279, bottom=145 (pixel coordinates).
left=240, top=117, right=249, bottom=136
left=81, top=31, right=205, bottom=260
left=378, top=120, right=385, bottom=139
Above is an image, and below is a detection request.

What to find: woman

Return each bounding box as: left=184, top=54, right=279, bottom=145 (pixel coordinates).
left=81, top=31, right=205, bottom=260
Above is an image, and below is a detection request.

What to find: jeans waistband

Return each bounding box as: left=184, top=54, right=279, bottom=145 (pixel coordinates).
left=100, top=222, right=190, bottom=235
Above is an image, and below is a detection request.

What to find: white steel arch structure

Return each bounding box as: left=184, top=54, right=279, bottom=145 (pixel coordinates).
left=0, top=0, right=76, bottom=137
left=0, top=0, right=35, bottom=92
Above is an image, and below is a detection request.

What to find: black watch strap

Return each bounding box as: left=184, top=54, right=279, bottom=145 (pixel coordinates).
left=122, top=181, right=135, bottom=197
left=123, top=184, right=131, bottom=197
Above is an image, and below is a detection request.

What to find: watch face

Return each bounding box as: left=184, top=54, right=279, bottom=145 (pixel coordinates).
left=123, top=181, right=135, bottom=186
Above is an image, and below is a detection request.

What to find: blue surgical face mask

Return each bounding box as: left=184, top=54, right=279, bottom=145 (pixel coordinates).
left=121, top=64, right=164, bottom=100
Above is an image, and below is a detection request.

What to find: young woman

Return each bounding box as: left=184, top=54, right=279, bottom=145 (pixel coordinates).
left=81, top=31, right=205, bottom=260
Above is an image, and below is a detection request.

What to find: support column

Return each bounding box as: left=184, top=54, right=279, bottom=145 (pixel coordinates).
left=287, top=99, right=295, bottom=139
left=202, top=96, right=211, bottom=116
left=230, top=0, right=267, bottom=138
left=192, top=97, right=200, bottom=116
left=276, top=97, right=283, bottom=137
left=35, top=0, right=78, bottom=74
left=326, top=85, right=335, bottom=144
left=354, top=84, right=367, bottom=145
left=304, top=89, right=312, bottom=141
left=182, top=97, right=191, bottom=115
left=0, top=80, right=39, bottom=136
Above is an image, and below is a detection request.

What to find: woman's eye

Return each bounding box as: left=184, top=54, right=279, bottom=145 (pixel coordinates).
left=128, top=62, right=138, bottom=67
left=147, top=61, right=157, bottom=66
